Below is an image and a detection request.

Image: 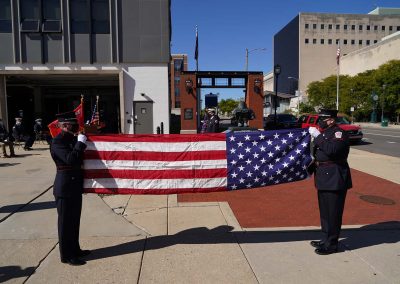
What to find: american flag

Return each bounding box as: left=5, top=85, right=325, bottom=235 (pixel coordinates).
left=83, top=128, right=311, bottom=195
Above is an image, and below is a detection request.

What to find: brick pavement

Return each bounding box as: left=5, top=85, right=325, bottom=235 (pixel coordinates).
left=179, top=169, right=400, bottom=228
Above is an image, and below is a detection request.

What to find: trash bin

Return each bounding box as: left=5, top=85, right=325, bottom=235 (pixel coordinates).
left=381, top=119, right=388, bottom=127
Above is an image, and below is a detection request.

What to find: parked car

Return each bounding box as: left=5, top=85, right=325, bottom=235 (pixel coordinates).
left=298, top=114, right=363, bottom=144
left=263, top=114, right=300, bottom=130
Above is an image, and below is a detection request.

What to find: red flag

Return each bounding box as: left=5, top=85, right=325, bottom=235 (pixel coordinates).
left=48, top=119, right=61, bottom=138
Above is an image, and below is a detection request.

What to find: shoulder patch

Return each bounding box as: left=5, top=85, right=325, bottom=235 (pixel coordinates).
left=334, top=131, right=343, bottom=139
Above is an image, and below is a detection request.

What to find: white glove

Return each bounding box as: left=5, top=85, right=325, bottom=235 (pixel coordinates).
left=77, top=134, right=87, bottom=144
left=308, top=127, right=321, bottom=138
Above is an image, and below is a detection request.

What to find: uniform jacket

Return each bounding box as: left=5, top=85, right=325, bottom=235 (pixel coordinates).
left=50, top=132, right=87, bottom=197
left=206, top=115, right=219, bottom=133
left=313, top=124, right=352, bottom=191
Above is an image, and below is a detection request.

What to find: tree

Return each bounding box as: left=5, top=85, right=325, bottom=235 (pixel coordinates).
left=218, top=99, right=239, bottom=116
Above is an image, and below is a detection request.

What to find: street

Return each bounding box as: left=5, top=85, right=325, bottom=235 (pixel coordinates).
left=352, top=125, right=400, bottom=157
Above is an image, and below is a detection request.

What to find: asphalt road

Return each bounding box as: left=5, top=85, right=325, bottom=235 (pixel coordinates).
left=352, top=125, right=400, bottom=157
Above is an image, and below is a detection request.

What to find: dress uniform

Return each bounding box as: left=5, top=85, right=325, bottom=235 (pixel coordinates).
left=308, top=109, right=352, bottom=255
left=206, top=110, right=220, bottom=133
left=50, top=112, right=90, bottom=265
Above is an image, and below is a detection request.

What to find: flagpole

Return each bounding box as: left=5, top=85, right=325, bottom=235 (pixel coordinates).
left=195, top=26, right=198, bottom=72
left=96, top=95, right=100, bottom=126
left=336, top=45, right=340, bottom=111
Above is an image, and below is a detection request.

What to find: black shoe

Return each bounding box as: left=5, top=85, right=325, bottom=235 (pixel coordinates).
left=61, top=257, right=86, bottom=266
left=76, top=249, right=91, bottom=257
left=310, top=240, right=324, bottom=248
left=314, top=247, right=338, bottom=255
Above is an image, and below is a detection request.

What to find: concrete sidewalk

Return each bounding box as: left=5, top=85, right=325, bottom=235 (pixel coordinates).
left=0, top=144, right=399, bottom=283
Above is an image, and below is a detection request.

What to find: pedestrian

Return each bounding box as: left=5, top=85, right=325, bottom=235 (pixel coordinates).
left=50, top=111, right=90, bottom=266
left=308, top=109, right=352, bottom=255
left=0, top=118, right=16, bottom=158
left=205, top=109, right=220, bottom=133
left=200, top=108, right=210, bottom=133
left=12, top=117, right=34, bottom=151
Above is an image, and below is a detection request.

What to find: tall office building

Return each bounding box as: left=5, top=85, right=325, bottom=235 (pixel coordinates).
left=170, top=54, right=188, bottom=114
left=273, top=7, right=400, bottom=103
left=0, top=0, right=171, bottom=134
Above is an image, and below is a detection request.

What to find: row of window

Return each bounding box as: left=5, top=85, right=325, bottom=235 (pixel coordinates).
left=0, top=0, right=110, bottom=34
left=305, top=23, right=400, bottom=32
left=305, top=38, right=379, bottom=46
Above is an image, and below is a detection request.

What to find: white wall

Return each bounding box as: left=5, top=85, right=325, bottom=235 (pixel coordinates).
left=121, top=64, right=170, bottom=134
left=341, top=33, right=400, bottom=76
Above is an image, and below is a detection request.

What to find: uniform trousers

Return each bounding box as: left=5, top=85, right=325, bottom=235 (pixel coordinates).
left=317, top=190, right=347, bottom=249
left=56, top=195, right=82, bottom=260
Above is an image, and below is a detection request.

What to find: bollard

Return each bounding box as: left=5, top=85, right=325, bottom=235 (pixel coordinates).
left=156, top=126, right=161, bottom=134
left=161, top=122, right=164, bottom=134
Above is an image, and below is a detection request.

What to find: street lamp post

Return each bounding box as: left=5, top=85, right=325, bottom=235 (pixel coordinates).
left=381, top=84, right=386, bottom=122
left=245, top=48, right=266, bottom=71
left=274, top=64, right=281, bottom=127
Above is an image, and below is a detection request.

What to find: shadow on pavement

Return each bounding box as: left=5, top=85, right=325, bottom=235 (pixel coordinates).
left=351, top=140, right=372, bottom=146
left=0, top=265, right=35, bottom=283
left=87, top=221, right=399, bottom=261
left=0, top=162, right=20, bottom=167
left=0, top=201, right=55, bottom=214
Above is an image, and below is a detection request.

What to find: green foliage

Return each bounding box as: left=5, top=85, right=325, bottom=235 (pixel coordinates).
left=299, top=102, right=315, bottom=114
left=306, top=60, right=400, bottom=122
left=218, top=99, right=239, bottom=116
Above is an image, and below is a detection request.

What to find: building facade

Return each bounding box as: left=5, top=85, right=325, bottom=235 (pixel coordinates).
left=169, top=54, right=187, bottom=114
left=274, top=8, right=400, bottom=110
left=0, top=0, right=171, bottom=134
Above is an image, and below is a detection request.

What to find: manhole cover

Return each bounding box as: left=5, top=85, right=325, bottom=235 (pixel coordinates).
left=359, top=195, right=395, bottom=205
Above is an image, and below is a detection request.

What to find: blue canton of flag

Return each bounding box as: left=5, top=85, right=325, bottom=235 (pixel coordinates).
left=226, top=128, right=312, bottom=190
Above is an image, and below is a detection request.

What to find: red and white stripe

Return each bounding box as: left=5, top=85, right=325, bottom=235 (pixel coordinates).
left=83, top=134, right=228, bottom=194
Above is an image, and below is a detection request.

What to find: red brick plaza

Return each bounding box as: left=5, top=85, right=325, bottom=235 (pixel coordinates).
left=179, top=169, right=400, bottom=228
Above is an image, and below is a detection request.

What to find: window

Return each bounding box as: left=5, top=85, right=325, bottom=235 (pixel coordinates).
left=313, top=23, right=317, bottom=29
left=0, top=0, right=12, bottom=32
left=313, top=38, right=316, bottom=44
left=374, top=40, right=378, bottom=43
left=305, top=23, right=309, bottom=29
left=328, top=24, right=332, bottom=30
left=174, top=59, right=184, bottom=71
left=321, top=24, right=324, bottom=29
left=366, top=25, right=370, bottom=30
left=42, top=0, right=61, bottom=32
left=351, top=39, right=355, bottom=45
left=389, top=26, right=393, bottom=31
left=359, top=40, right=362, bottom=45
left=382, top=26, right=385, bottom=31
left=320, top=39, right=324, bottom=44
left=175, top=101, right=181, bottom=108
left=374, top=25, right=378, bottom=31
left=91, top=0, right=110, bottom=34
left=328, top=39, right=332, bottom=44
left=344, top=24, right=348, bottom=30
left=397, top=26, right=400, bottom=31
left=336, top=39, right=340, bottom=44
left=305, top=38, right=309, bottom=44
left=174, top=88, right=180, bottom=97
left=343, top=39, right=347, bottom=45
left=359, top=25, right=363, bottom=31
left=20, top=0, right=40, bottom=32
left=336, top=24, right=340, bottom=30
left=70, top=0, right=89, bottom=33
left=366, top=40, right=370, bottom=45
left=351, top=25, right=355, bottom=30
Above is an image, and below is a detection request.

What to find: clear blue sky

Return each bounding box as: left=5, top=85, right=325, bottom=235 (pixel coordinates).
left=171, top=0, right=400, bottom=101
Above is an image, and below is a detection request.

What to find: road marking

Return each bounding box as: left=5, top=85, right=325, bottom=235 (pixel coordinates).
left=364, top=132, right=400, bottom=138
left=387, top=141, right=397, bottom=144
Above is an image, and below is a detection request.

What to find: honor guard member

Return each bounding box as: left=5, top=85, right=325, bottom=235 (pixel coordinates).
left=205, top=109, right=220, bottom=133
left=308, top=109, right=352, bottom=255
left=50, top=111, right=90, bottom=265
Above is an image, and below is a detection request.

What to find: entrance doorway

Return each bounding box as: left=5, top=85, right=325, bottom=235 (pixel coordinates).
left=133, top=101, right=153, bottom=134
